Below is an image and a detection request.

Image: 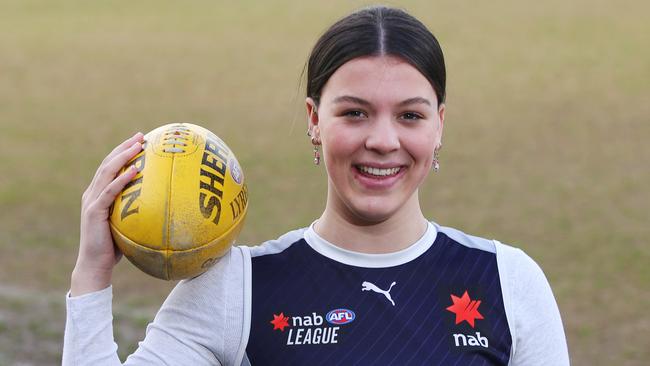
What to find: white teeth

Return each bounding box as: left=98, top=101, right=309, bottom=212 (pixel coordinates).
left=357, top=165, right=401, bottom=176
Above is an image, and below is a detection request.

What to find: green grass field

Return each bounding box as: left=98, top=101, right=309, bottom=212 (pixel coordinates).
left=0, top=0, right=648, bottom=364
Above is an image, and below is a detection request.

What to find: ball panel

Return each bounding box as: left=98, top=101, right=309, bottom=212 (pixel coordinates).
left=166, top=211, right=247, bottom=280
left=168, top=125, right=246, bottom=250
left=149, top=123, right=203, bottom=158
left=109, top=135, right=173, bottom=251
left=110, top=223, right=168, bottom=279
left=110, top=204, right=247, bottom=280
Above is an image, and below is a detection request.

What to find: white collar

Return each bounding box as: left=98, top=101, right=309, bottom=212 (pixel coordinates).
left=303, top=221, right=437, bottom=268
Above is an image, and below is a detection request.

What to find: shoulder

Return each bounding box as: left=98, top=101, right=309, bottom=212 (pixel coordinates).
left=243, top=227, right=308, bottom=258
left=432, top=221, right=543, bottom=277
left=434, top=222, right=497, bottom=253
left=433, top=221, right=553, bottom=309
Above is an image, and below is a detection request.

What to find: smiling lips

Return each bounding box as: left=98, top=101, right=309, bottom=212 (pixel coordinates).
left=355, top=165, right=402, bottom=177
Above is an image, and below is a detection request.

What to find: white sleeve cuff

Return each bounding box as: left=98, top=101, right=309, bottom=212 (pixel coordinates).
left=63, top=285, right=121, bottom=365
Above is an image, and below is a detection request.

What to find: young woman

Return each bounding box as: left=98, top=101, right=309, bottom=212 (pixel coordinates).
left=64, top=6, right=570, bottom=365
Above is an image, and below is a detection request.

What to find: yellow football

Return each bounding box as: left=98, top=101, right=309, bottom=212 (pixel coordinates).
left=109, top=123, right=248, bottom=280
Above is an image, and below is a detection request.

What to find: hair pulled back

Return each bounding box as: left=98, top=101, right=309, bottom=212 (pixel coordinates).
left=307, top=6, right=446, bottom=106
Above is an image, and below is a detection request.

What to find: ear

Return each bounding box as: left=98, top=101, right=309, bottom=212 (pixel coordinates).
left=436, top=103, right=445, bottom=147
left=306, top=97, right=319, bottom=134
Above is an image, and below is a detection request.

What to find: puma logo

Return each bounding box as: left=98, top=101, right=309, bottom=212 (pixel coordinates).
left=362, top=281, right=397, bottom=306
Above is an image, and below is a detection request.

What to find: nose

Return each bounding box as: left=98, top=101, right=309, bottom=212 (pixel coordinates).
left=364, top=117, right=400, bottom=154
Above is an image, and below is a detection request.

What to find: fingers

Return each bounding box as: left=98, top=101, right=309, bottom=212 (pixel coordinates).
left=91, top=165, right=139, bottom=214
left=104, top=132, right=145, bottom=165
left=86, top=139, right=143, bottom=204
left=85, top=132, right=144, bottom=202
left=87, top=141, right=144, bottom=204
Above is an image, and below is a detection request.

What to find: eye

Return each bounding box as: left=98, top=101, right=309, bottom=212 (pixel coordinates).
left=343, top=110, right=367, bottom=119
left=400, top=112, right=424, bottom=121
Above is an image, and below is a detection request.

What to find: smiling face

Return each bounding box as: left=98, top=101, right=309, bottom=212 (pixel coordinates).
left=308, top=55, right=445, bottom=225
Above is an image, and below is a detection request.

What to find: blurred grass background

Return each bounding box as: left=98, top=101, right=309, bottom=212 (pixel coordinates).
left=0, top=0, right=648, bottom=364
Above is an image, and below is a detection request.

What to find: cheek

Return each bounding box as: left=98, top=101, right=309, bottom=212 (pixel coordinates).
left=407, top=130, right=437, bottom=165
left=322, top=126, right=360, bottom=159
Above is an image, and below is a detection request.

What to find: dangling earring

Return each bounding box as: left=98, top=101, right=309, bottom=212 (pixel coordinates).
left=313, top=144, right=321, bottom=165
left=432, top=144, right=441, bottom=172
left=309, top=106, right=320, bottom=165
left=311, top=134, right=321, bottom=165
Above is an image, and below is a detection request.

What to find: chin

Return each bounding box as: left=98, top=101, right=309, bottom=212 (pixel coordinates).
left=346, top=199, right=401, bottom=225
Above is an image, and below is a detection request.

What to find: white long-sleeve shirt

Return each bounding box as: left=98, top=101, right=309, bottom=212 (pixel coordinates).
left=64, top=222, right=570, bottom=365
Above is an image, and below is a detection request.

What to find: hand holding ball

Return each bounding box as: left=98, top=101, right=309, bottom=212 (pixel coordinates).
left=109, top=123, right=248, bottom=280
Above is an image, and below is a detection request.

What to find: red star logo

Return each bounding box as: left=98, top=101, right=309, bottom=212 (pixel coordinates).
left=446, top=290, right=484, bottom=328
left=270, top=313, right=290, bottom=332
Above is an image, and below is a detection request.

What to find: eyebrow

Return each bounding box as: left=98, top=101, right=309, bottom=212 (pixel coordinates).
left=332, top=95, right=371, bottom=106
left=331, top=95, right=432, bottom=107
left=398, top=97, right=432, bottom=107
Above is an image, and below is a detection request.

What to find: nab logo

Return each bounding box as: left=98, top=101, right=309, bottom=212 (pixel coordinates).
left=446, top=290, right=484, bottom=328
left=270, top=313, right=290, bottom=332
left=453, top=332, right=489, bottom=348
left=326, top=309, right=355, bottom=325
left=271, top=312, right=340, bottom=345
left=446, top=290, right=489, bottom=349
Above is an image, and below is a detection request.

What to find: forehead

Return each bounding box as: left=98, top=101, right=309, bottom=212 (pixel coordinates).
left=319, top=55, right=437, bottom=106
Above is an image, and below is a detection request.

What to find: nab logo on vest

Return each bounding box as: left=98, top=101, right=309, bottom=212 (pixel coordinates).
left=446, top=290, right=490, bottom=349
left=453, top=332, right=489, bottom=348
left=326, top=309, right=355, bottom=325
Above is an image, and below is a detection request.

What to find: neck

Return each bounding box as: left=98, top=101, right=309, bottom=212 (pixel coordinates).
left=315, top=194, right=428, bottom=254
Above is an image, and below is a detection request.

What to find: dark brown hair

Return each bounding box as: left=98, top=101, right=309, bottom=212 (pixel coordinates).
left=307, top=6, right=446, bottom=106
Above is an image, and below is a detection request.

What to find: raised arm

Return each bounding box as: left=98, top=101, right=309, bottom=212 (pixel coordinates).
left=71, top=131, right=144, bottom=296
left=63, top=132, right=247, bottom=365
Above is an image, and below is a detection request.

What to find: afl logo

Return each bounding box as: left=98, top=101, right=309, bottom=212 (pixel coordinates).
left=326, top=309, right=356, bottom=325
left=229, top=158, right=243, bottom=185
